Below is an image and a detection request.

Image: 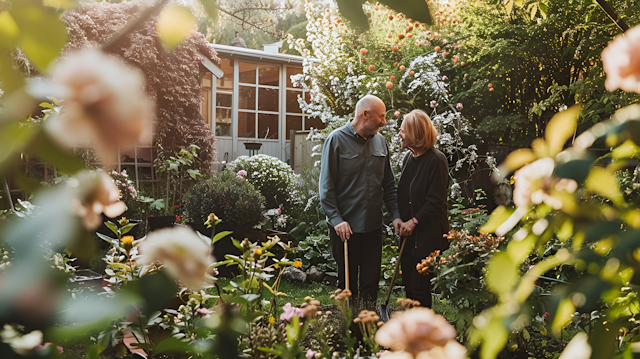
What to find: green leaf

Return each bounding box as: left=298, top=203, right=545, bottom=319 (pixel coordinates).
left=120, top=223, right=137, bottom=235
left=96, top=232, right=119, bottom=247
left=104, top=221, right=119, bottom=237
left=212, top=231, right=232, bottom=244
left=486, top=252, right=517, bottom=295
left=551, top=298, right=574, bottom=336
left=10, top=0, right=68, bottom=70
left=335, top=0, right=368, bottom=30
left=153, top=337, right=193, bottom=355
left=157, top=5, right=196, bottom=50
left=505, top=0, right=513, bottom=14
left=31, top=131, right=84, bottom=174
left=545, top=105, right=581, bottom=156
left=379, top=0, right=432, bottom=25
left=538, top=2, right=548, bottom=18
left=0, top=51, right=25, bottom=96
left=480, top=206, right=513, bottom=234
left=0, top=10, right=19, bottom=48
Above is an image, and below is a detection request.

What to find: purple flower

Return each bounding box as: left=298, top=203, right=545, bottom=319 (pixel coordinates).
left=456, top=103, right=463, bottom=110
left=280, top=303, right=304, bottom=322
left=306, top=349, right=317, bottom=359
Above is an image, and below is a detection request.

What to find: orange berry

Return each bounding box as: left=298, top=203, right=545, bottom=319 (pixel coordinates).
left=409, top=70, right=415, bottom=75
left=434, top=46, right=441, bottom=52
left=489, top=87, right=494, bottom=92
left=360, top=48, right=368, bottom=55
left=398, top=33, right=405, bottom=39
left=368, top=65, right=376, bottom=71
left=399, top=65, right=405, bottom=70
left=390, top=75, right=396, bottom=80
left=386, top=81, right=393, bottom=89
left=393, top=62, right=399, bottom=66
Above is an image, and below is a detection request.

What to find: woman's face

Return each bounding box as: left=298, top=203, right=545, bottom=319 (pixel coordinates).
left=399, top=122, right=411, bottom=149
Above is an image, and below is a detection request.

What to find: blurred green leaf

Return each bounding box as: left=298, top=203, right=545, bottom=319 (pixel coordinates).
left=154, top=337, right=193, bottom=355
left=486, top=252, right=518, bottom=295
left=31, top=131, right=84, bottom=175
left=612, top=140, right=640, bottom=159
left=0, top=1, right=11, bottom=12
left=480, top=206, right=513, bottom=234
left=495, top=149, right=536, bottom=181
left=0, top=52, right=25, bottom=97
left=198, top=0, right=218, bottom=22
left=10, top=0, right=67, bottom=70
left=0, top=123, right=36, bottom=165
left=131, top=271, right=178, bottom=315
left=554, top=158, right=593, bottom=184
left=551, top=298, right=574, bottom=335
left=379, top=0, right=432, bottom=25
left=335, top=0, right=368, bottom=30
left=545, top=105, right=580, bottom=156
left=157, top=5, right=196, bottom=50
left=42, top=0, right=79, bottom=9
left=0, top=10, right=19, bottom=48
left=585, top=167, right=623, bottom=205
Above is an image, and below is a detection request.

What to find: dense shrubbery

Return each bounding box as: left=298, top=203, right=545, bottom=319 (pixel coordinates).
left=183, top=170, right=265, bottom=227
left=227, top=155, right=298, bottom=212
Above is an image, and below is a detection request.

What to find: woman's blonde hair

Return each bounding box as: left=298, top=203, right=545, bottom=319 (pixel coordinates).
left=402, top=109, right=437, bottom=152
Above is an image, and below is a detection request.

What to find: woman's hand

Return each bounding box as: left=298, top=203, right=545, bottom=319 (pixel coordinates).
left=399, top=218, right=418, bottom=237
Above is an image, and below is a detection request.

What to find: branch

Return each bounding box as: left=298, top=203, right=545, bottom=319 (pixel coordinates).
left=102, top=0, right=170, bottom=53
left=594, top=0, right=629, bottom=33
left=215, top=4, right=282, bottom=38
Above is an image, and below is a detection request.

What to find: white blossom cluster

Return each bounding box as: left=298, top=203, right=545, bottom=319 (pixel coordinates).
left=401, top=53, right=450, bottom=102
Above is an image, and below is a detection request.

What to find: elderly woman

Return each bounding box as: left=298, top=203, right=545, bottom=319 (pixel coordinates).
left=397, top=109, right=450, bottom=308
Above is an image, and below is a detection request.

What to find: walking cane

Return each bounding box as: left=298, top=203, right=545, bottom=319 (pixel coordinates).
left=344, top=239, right=350, bottom=309
left=380, top=236, right=407, bottom=322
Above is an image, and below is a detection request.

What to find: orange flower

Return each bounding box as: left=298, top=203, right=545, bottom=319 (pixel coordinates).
left=294, top=261, right=302, bottom=268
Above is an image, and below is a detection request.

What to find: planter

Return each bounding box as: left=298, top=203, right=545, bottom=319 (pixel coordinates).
left=243, top=142, right=263, bottom=151
left=148, top=215, right=175, bottom=232
left=69, top=269, right=103, bottom=290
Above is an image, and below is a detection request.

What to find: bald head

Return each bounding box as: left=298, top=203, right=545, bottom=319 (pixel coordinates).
left=355, top=95, right=385, bottom=118
left=352, top=95, right=387, bottom=138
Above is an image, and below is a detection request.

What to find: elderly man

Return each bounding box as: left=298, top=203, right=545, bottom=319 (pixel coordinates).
left=319, top=95, right=402, bottom=304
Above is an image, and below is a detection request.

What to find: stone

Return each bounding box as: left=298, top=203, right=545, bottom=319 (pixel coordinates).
left=282, top=267, right=306, bottom=284
left=306, top=266, right=325, bottom=282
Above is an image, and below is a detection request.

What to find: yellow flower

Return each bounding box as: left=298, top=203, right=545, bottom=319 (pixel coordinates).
left=121, top=235, right=134, bottom=250
left=254, top=248, right=263, bottom=256
left=268, top=316, right=275, bottom=324
left=274, top=263, right=279, bottom=269
left=294, top=261, right=302, bottom=268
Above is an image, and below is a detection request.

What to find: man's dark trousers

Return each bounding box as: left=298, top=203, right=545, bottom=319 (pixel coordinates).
left=329, top=225, right=383, bottom=304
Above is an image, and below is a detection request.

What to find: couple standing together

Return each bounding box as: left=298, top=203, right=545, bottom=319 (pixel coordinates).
left=319, top=94, right=449, bottom=308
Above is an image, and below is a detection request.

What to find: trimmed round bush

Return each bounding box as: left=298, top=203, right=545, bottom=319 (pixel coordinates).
left=183, top=171, right=265, bottom=227
left=226, top=155, right=298, bottom=210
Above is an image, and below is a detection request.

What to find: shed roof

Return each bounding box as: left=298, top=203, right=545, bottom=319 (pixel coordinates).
left=210, top=44, right=318, bottom=64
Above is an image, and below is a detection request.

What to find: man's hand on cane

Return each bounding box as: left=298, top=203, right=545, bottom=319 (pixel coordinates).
left=335, top=221, right=352, bottom=241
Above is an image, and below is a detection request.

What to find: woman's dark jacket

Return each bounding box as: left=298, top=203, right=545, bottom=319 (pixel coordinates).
left=398, top=148, right=450, bottom=257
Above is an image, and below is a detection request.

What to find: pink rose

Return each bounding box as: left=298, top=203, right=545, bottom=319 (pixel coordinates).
left=602, top=25, right=640, bottom=93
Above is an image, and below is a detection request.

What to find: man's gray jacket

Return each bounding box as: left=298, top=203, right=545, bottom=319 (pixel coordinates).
left=319, top=120, right=401, bottom=233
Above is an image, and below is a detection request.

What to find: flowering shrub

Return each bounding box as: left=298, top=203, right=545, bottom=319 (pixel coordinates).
left=287, top=2, right=490, bottom=198
left=416, top=230, right=505, bottom=338
left=227, top=155, right=299, bottom=211
left=183, top=170, right=265, bottom=227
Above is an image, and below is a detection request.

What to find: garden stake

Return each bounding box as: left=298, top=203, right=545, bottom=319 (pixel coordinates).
left=344, top=239, right=350, bottom=309
left=380, top=236, right=407, bottom=322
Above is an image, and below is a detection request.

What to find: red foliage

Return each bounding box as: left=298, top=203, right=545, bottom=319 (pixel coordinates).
left=62, top=2, right=220, bottom=170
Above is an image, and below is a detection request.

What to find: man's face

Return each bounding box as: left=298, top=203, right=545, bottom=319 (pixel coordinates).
left=363, top=102, right=387, bottom=137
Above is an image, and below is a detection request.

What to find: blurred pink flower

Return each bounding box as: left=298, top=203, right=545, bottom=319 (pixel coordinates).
left=237, top=170, right=248, bottom=177
left=375, top=307, right=457, bottom=355
left=280, top=303, right=304, bottom=321
left=47, top=49, right=153, bottom=164
left=138, top=227, right=215, bottom=290
left=196, top=308, right=212, bottom=318
left=602, top=25, right=640, bottom=94
left=512, top=158, right=577, bottom=209
left=306, top=349, right=317, bottom=359
left=71, top=171, right=126, bottom=230
left=456, top=103, right=463, bottom=110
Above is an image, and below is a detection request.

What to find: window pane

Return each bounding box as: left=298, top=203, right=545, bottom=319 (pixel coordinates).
left=259, top=64, right=279, bottom=86
left=216, top=93, right=232, bottom=107
left=239, top=86, right=256, bottom=110
left=258, top=113, right=278, bottom=139
left=138, top=166, right=153, bottom=181
left=121, top=148, right=135, bottom=164
left=286, top=115, right=303, bottom=140
left=239, top=62, right=256, bottom=84
left=202, top=88, right=211, bottom=126
left=286, top=90, right=302, bottom=113
left=216, top=108, right=232, bottom=137
left=217, top=58, right=233, bottom=90
left=137, top=147, right=154, bottom=163
left=305, top=117, right=325, bottom=130
left=258, top=87, right=279, bottom=112
left=238, top=112, right=256, bottom=138
left=286, top=66, right=303, bottom=88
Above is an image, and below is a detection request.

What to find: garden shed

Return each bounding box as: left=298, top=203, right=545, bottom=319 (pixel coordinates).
left=203, top=43, right=324, bottom=164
